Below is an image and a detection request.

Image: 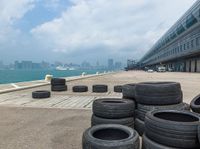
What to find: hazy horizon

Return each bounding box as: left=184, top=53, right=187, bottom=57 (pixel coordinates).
left=0, top=0, right=196, bottom=64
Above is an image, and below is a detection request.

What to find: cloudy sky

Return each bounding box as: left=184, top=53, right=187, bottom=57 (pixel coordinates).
left=0, top=0, right=196, bottom=64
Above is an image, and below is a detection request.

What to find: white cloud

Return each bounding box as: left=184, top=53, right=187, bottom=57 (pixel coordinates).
left=31, top=0, right=196, bottom=62
left=0, top=0, right=35, bottom=45
left=0, top=0, right=196, bottom=63
left=0, top=0, right=35, bottom=26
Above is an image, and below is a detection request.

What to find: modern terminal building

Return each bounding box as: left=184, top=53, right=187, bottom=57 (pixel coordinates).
left=139, top=0, right=200, bottom=72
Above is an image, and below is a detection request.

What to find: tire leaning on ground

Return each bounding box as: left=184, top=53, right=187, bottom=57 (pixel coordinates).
left=72, top=85, right=88, bottom=92
left=142, top=134, right=180, bottom=149
left=91, top=114, right=134, bottom=128
left=92, top=85, right=108, bottom=93
left=145, top=110, right=200, bottom=148
left=122, top=84, right=136, bottom=99
left=135, top=82, right=183, bottom=105
left=32, top=90, right=51, bottom=99
left=135, top=102, right=190, bottom=121
left=51, top=85, right=67, bottom=91
left=82, top=124, right=140, bottom=149
left=93, top=98, right=135, bottom=119
left=190, top=94, right=200, bottom=113
left=51, top=78, right=66, bottom=86
left=114, top=85, right=123, bottom=93
left=135, top=118, right=145, bottom=136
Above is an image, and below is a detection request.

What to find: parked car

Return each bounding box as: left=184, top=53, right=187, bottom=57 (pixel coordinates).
left=157, top=66, right=166, bottom=72
left=147, top=69, right=154, bottom=73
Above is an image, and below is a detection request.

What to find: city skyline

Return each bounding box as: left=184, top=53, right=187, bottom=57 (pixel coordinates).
left=0, top=59, right=124, bottom=70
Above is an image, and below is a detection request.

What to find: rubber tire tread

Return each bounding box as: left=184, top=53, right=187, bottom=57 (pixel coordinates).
left=32, top=90, right=50, bottom=99
left=92, top=85, right=108, bottom=93
left=93, top=98, right=135, bottom=119
left=73, top=85, right=88, bottom=92
left=135, top=82, right=182, bottom=105
left=91, top=115, right=134, bottom=128
left=136, top=102, right=190, bottom=121
left=142, top=134, right=181, bottom=149
left=51, top=78, right=66, bottom=86
left=82, top=124, right=140, bottom=149
left=190, top=94, right=200, bottom=113
left=145, top=110, right=200, bottom=148
left=135, top=118, right=145, bottom=136
left=114, top=85, right=123, bottom=93
left=122, top=84, right=136, bottom=99
left=51, top=85, right=67, bottom=91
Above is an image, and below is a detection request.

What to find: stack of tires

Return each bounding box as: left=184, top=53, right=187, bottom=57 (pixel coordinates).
left=91, top=98, right=135, bottom=128
left=134, top=82, right=190, bottom=136
left=142, top=110, right=200, bottom=149
left=51, top=78, right=67, bottom=91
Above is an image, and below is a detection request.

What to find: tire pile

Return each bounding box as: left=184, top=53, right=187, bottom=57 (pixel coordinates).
left=83, top=98, right=139, bottom=149
left=82, top=81, right=200, bottom=149
left=51, top=78, right=67, bottom=91
left=91, top=98, right=135, bottom=128
left=143, top=110, right=200, bottom=149
left=134, top=82, right=190, bottom=135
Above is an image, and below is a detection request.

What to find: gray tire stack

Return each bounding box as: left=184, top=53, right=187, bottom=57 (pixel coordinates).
left=122, top=82, right=190, bottom=136
left=51, top=78, right=67, bottom=91
left=83, top=98, right=140, bottom=149
left=91, top=98, right=135, bottom=128
left=143, top=110, right=200, bottom=149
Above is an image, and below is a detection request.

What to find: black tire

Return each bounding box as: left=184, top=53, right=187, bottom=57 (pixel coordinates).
left=93, top=98, right=135, bottom=119
left=72, top=85, right=88, bottom=92
left=122, top=84, right=136, bottom=99
left=145, top=110, right=200, bottom=148
left=198, top=125, right=200, bottom=145
left=136, top=102, right=190, bottom=121
left=51, top=85, right=67, bottom=91
left=82, top=124, right=140, bottom=149
left=190, top=94, right=200, bottom=113
left=92, top=85, right=108, bottom=93
left=32, top=90, right=50, bottom=99
left=91, top=115, right=134, bottom=128
left=135, top=118, right=145, bottom=136
left=51, top=78, right=66, bottom=86
left=114, top=85, right=122, bottom=93
left=142, top=134, right=180, bottom=149
left=135, top=82, right=182, bottom=105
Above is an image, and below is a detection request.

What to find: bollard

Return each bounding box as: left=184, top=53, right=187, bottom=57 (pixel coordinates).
left=45, top=74, right=53, bottom=82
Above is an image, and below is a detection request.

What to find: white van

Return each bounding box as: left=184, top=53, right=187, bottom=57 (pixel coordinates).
left=157, top=66, right=166, bottom=72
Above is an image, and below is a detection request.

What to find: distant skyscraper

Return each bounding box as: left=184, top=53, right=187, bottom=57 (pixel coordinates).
left=115, top=62, right=122, bottom=69
left=108, top=59, right=114, bottom=70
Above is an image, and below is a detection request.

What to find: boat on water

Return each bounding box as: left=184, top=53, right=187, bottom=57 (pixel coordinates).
left=56, top=66, right=76, bottom=71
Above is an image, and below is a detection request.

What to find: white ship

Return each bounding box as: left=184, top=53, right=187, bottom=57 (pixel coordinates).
left=56, top=66, right=76, bottom=71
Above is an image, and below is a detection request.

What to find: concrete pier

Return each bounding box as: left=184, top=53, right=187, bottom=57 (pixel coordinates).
left=0, top=71, right=199, bottom=148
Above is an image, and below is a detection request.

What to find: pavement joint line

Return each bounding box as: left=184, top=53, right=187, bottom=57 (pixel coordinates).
left=50, top=96, right=71, bottom=107
left=83, top=96, right=97, bottom=108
